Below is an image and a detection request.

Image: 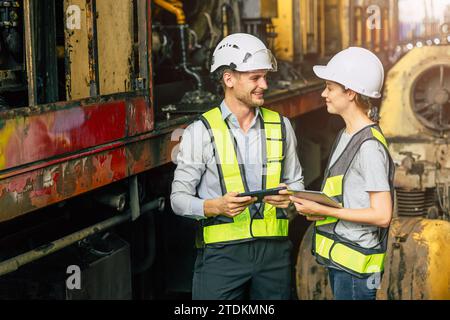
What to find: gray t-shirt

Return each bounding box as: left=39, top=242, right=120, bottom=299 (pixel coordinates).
left=328, top=131, right=390, bottom=248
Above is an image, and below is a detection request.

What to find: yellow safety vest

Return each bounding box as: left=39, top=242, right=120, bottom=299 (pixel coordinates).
left=313, top=125, right=395, bottom=278
left=199, top=107, right=289, bottom=245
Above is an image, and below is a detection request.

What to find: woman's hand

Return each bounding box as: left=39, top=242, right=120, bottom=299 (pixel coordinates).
left=290, top=196, right=327, bottom=221
left=290, top=192, right=393, bottom=228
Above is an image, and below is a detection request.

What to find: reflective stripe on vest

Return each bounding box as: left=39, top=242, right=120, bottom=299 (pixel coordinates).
left=201, top=107, right=288, bottom=244
left=313, top=125, right=394, bottom=277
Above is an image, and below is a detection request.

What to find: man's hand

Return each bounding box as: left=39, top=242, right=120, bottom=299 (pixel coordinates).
left=263, top=184, right=291, bottom=209
left=204, top=193, right=257, bottom=218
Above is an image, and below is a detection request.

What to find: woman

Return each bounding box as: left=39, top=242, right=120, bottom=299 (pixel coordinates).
left=291, top=47, right=395, bottom=300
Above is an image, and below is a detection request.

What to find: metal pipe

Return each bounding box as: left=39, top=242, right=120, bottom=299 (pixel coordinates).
left=130, top=176, right=140, bottom=221
left=97, top=192, right=127, bottom=212
left=0, top=212, right=130, bottom=277
left=141, top=197, right=165, bottom=213
left=231, top=0, right=241, bottom=33
left=153, top=0, right=202, bottom=90
left=0, top=197, right=164, bottom=277
left=293, top=0, right=303, bottom=64
left=154, top=0, right=185, bottom=25
left=132, top=197, right=165, bottom=274
left=23, top=0, right=37, bottom=106
left=222, top=4, right=229, bottom=37
left=179, top=25, right=203, bottom=91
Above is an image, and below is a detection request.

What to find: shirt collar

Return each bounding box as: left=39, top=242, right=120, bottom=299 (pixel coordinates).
left=219, top=100, right=262, bottom=121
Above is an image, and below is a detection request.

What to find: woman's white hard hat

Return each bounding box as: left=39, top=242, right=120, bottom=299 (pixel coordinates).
left=313, top=47, right=384, bottom=99
left=210, top=33, right=277, bottom=73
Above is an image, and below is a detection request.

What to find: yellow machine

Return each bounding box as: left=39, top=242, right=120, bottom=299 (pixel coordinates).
left=381, top=45, right=450, bottom=193
left=296, top=44, right=450, bottom=300
left=379, top=45, right=450, bottom=299
left=272, top=0, right=396, bottom=63
left=64, top=0, right=135, bottom=99
left=297, top=217, right=450, bottom=300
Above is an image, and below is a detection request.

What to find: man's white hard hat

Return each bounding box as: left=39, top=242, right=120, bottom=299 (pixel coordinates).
left=210, top=33, right=277, bottom=73
left=313, top=47, right=385, bottom=99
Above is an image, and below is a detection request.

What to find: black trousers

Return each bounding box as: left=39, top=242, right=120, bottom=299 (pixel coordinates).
left=192, top=239, right=292, bottom=300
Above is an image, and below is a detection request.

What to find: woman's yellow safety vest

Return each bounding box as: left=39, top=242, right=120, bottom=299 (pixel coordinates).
left=199, top=107, right=289, bottom=245
left=313, top=125, right=395, bottom=278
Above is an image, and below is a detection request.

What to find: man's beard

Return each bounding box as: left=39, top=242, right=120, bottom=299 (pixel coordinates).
left=237, top=92, right=264, bottom=108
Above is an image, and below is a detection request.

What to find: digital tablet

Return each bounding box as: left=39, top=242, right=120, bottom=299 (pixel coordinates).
left=289, top=190, right=342, bottom=208
left=238, top=186, right=287, bottom=202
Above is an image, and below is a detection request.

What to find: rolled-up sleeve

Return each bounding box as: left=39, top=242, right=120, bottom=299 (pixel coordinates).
left=170, top=121, right=208, bottom=220
left=282, top=117, right=304, bottom=191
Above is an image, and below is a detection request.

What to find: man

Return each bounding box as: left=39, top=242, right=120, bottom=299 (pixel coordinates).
left=171, top=33, right=304, bottom=300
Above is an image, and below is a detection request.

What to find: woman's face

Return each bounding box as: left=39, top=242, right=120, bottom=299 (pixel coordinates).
left=321, top=81, right=351, bottom=115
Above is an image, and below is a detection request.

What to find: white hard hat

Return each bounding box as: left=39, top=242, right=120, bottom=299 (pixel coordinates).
left=210, top=33, right=277, bottom=73
left=313, top=47, right=384, bottom=98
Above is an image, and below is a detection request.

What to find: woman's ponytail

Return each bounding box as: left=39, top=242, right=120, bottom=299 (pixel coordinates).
left=356, top=93, right=380, bottom=123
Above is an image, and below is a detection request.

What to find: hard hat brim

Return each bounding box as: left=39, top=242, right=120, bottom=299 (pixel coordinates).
left=236, top=65, right=277, bottom=72
left=313, top=65, right=382, bottom=98
left=313, top=65, right=332, bottom=82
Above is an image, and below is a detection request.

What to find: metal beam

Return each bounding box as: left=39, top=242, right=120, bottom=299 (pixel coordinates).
left=24, top=0, right=37, bottom=106
left=86, top=0, right=100, bottom=96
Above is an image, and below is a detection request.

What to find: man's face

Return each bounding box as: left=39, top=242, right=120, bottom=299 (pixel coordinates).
left=321, top=81, right=350, bottom=115
left=226, top=70, right=269, bottom=108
